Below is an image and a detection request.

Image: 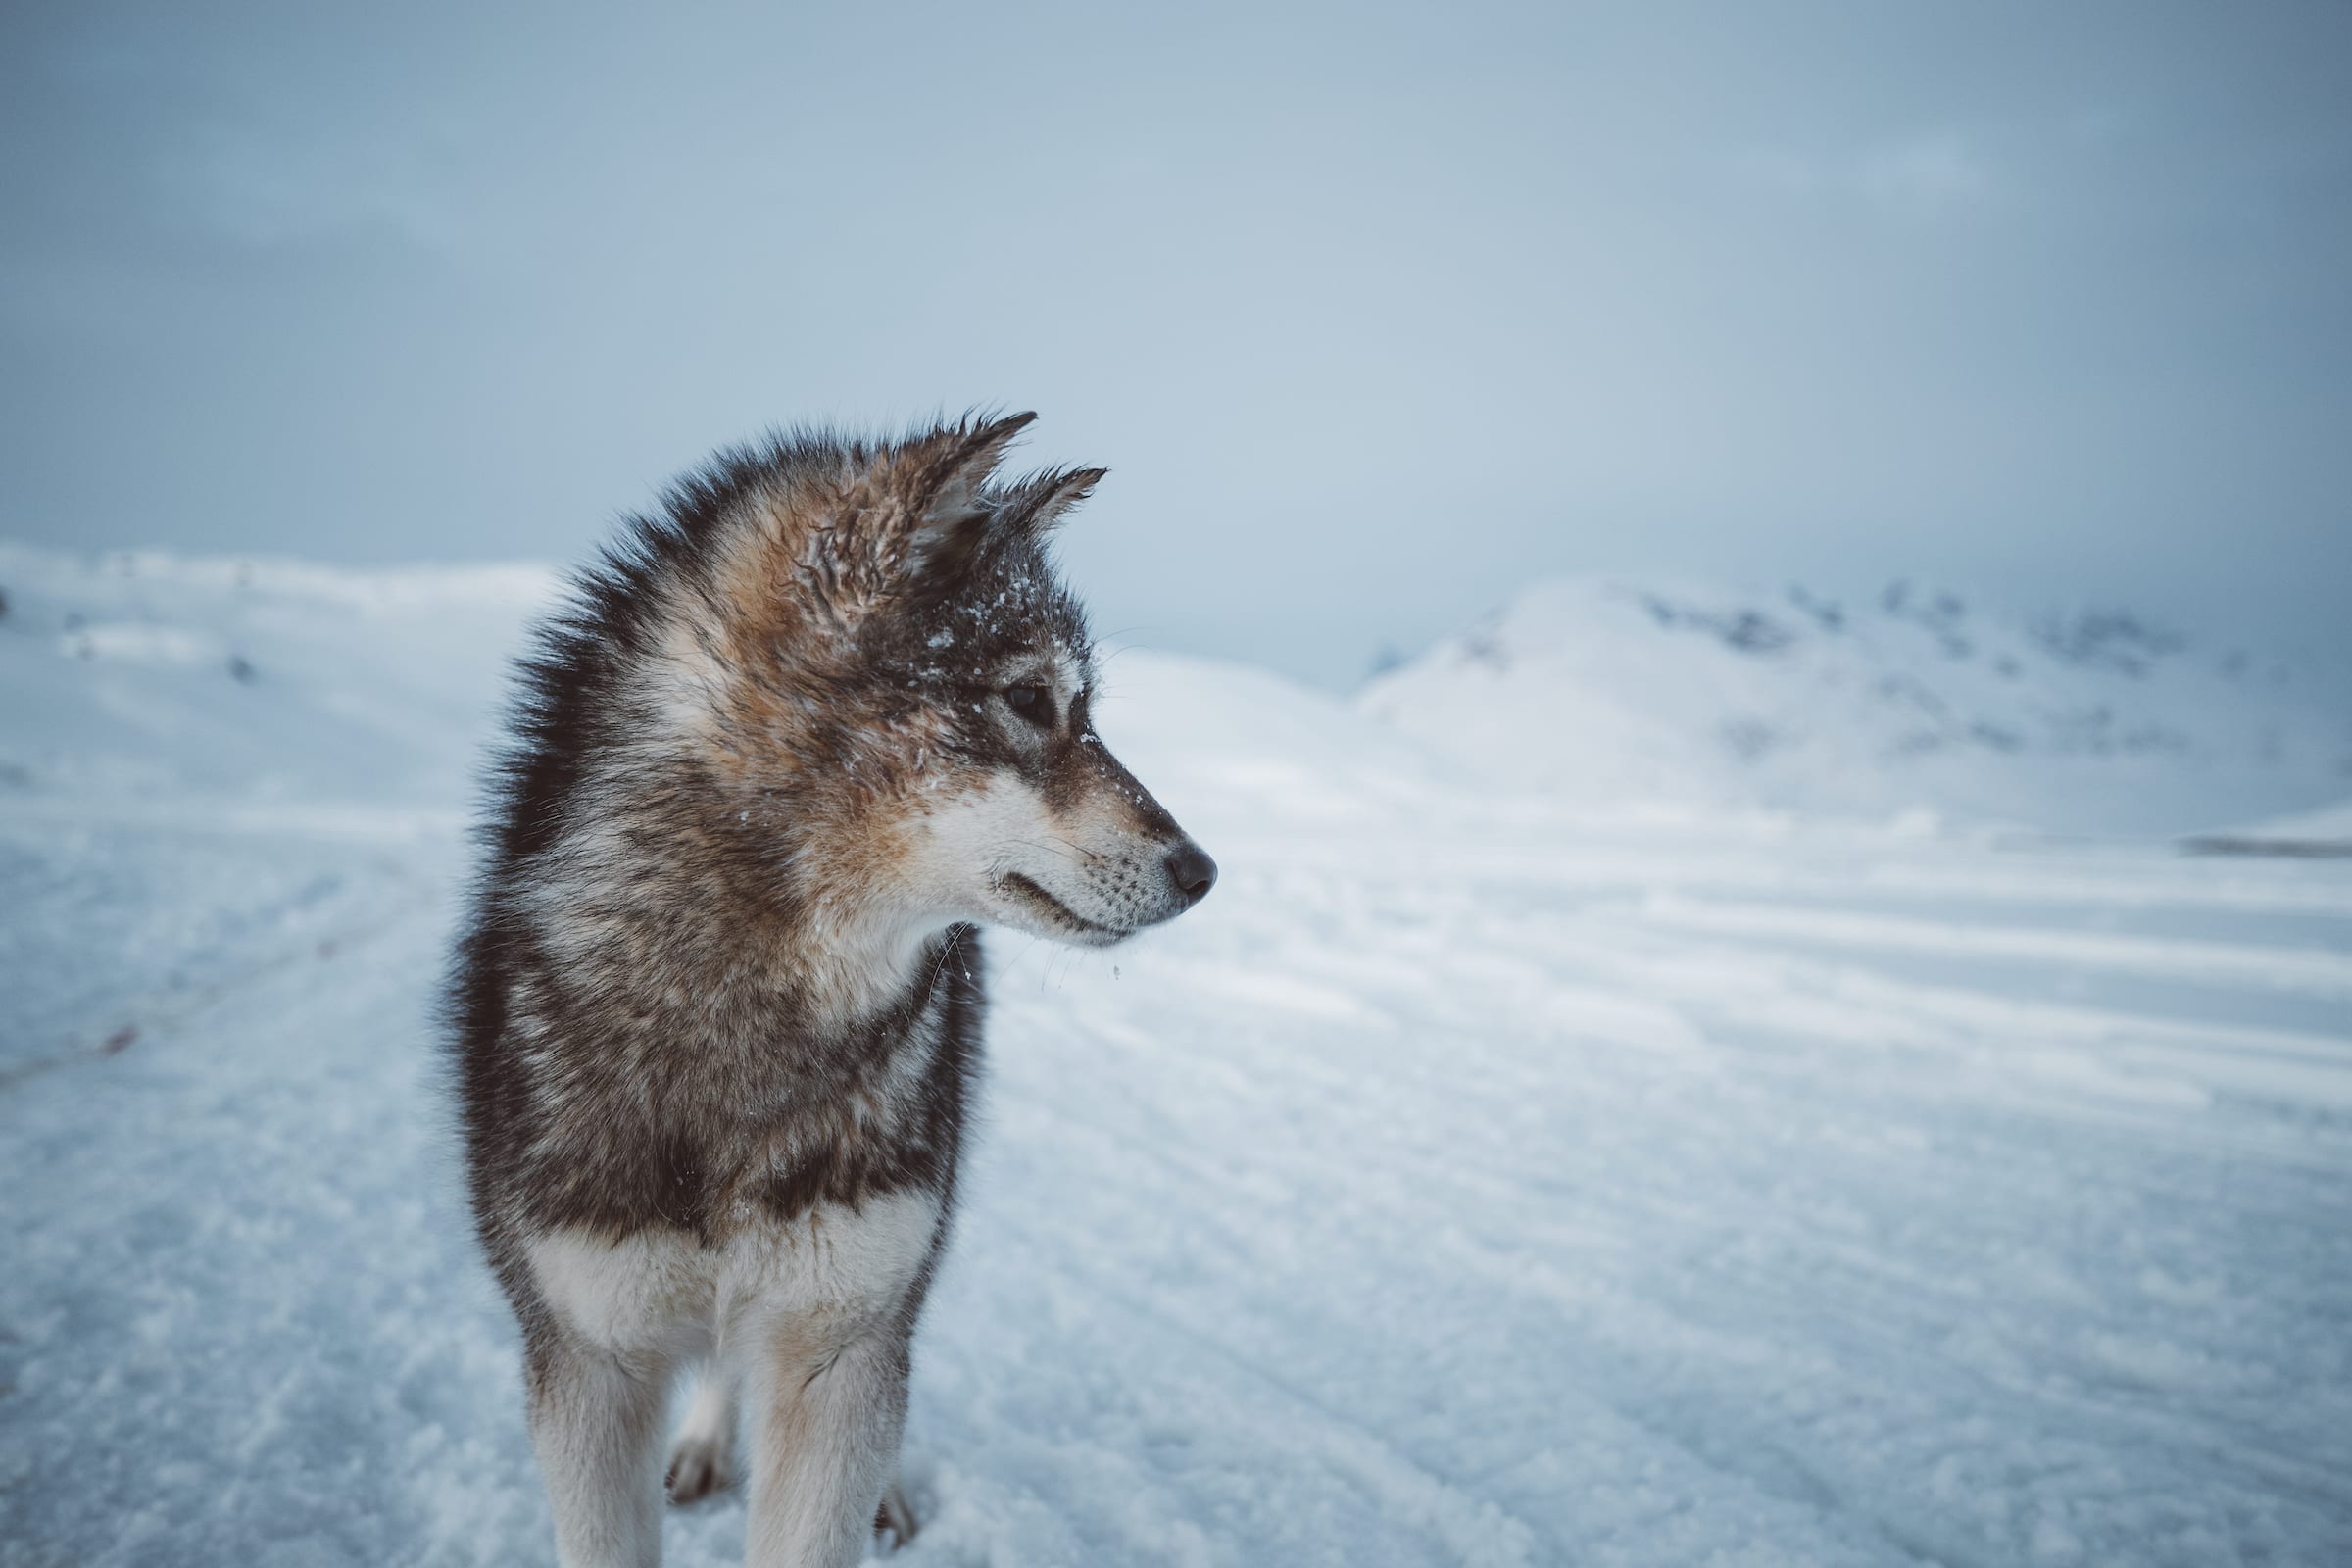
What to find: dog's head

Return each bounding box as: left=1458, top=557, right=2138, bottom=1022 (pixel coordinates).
left=664, top=413, right=1214, bottom=950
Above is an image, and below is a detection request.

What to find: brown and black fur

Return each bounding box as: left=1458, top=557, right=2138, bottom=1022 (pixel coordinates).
left=447, top=413, right=1214, bottom=1567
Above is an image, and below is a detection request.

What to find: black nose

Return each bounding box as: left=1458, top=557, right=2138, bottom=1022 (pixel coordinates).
left=1165, top=841, right=1218, bottom=906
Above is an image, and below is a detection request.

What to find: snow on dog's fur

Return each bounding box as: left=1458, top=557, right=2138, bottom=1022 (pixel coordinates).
left=447, top=413, right=1216, bottom=1567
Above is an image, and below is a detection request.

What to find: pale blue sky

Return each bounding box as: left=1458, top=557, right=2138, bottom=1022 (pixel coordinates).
left=4, top=1, right=2347, bottom=686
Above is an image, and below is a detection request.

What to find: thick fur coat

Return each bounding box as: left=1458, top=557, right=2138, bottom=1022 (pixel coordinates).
left=447, top=414, right=1215, bottom=1567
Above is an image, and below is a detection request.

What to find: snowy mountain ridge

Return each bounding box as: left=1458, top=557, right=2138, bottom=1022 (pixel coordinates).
left=1362, top=574, right=2352, bottom=835
left=5, top=542, right=2347, bottom=842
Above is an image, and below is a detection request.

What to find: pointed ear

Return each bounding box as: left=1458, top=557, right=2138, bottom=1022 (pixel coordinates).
left=1003, top=466, right=1107, bottom=538
left=901, top=412, right=1037, bottom=586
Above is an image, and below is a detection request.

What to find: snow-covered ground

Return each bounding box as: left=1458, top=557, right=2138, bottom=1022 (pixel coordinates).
left=4, top=544, right=2350, bottom=1566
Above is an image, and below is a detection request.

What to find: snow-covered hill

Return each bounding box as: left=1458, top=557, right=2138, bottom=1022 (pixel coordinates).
left=0, top=541, right=556, bottom=831
left=1361, top=577, right=2352, bottom=835
left=4, top=543, right=2351, bottom=1567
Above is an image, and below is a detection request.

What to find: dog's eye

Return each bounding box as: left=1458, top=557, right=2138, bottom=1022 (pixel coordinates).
left=1002, top=685, right=1053, bottom=728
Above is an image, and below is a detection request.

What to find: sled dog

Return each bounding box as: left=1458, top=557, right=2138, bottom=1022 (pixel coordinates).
left=448, top=413, right=1217, bottom=1566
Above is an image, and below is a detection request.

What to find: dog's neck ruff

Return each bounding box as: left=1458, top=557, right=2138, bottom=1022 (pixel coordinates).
left=781, top=890, right=972, bottom=1033
left=515, top=769, right=963, bottom=1053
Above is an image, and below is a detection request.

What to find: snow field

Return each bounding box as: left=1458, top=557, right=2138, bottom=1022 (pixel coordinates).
left=3, top=546, right=2349, bottom=1565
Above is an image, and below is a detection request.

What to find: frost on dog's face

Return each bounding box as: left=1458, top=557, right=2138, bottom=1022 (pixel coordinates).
left=870, top=459, right=1216, bottom=949
left=885, top=547, right=1215, bottom=948
left=681, top=414, right=1215, bottom=950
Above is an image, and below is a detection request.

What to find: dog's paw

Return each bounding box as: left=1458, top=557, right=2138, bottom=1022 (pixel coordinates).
left=664, top=1435, right=731, bottom=1506
left=874, top=1480, right=918, bottom=1547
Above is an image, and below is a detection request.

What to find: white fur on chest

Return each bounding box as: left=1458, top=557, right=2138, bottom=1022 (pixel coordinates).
left=526, top=1189, right=944, bottom=1362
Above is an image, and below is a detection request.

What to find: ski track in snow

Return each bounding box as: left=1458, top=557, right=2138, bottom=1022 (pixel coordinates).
left=2, top=546, right=2349, bottom=1566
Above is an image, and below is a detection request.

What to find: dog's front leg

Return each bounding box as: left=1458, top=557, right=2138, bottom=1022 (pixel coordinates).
left=742, top=1323, right=910, bottom=1568
left=527, top=1329, right=672, bottom=1568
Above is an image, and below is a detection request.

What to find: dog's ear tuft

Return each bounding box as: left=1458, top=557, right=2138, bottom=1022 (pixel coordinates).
left=1004, top=466, right=1107, bottom=539
left=902, top=412, right=1037, bottom=587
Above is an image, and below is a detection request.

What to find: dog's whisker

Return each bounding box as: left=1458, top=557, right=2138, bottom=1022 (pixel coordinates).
left=1015, top=834, right=1105, bottom=876
left=1007, top=836, right=1089, bottom=867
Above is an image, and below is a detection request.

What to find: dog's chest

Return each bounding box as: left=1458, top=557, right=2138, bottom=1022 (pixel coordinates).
left=527, top=1188, right=945, bottom=1355
left=512, top=937, right=976, bottom=1239
left=717, top=981, right=961, bottom=1221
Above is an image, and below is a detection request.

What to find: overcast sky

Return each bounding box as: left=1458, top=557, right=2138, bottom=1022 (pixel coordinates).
left=4, top=1, right=2347, bottom=687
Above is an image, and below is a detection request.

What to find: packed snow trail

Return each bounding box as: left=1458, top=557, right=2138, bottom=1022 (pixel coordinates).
left=3, top=549, right=2350, bottom=1565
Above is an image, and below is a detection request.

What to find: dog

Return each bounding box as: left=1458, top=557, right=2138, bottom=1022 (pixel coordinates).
left=447, top=413, right=1216, bottom=1567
